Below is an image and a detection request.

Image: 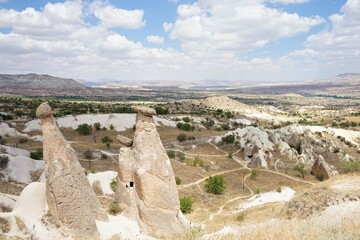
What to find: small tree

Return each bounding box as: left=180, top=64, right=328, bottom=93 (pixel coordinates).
left=94, top=122, right=101, bottom=131
left=222, top=135, right=235, bottom=144
left=77, top=123, right=92, bottom=135
left=180, top=197, right=193, bottom=214
left=205, top=175, right=226, bottom=194
left=101, top=136, right=113, bottom=149
left=83, top=149, right=93, bottom=159
left=293, top=163, right=306, bottom=178
left=177, top=133, right=187, bottom=142
left=109, top=124, right=115, bottom=130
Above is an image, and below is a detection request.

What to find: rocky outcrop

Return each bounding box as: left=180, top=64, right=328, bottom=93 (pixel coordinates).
left=311, top=155, right=337, bottom=180
left=116, top=106, right=190, bottom=237
left=117, top=135, right=133, bottom=147
left=36, top=102, right=107, bottom=237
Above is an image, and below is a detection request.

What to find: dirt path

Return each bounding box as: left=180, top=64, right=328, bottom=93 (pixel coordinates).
left=178, top=167, right=245, bottom=189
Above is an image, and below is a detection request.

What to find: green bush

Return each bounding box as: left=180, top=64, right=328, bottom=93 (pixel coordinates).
left=167, top=150, right=176, bottom=159
left=182, top=117, right=191, bottom=123
left=108, top=201, right=120, bottom=215
left=221, top=124, right=230, bottom=131
left=101, top=136, right=113, bottom=149
left=177, top=133, right=187, bottom=142
left=333, top=147, right=340, bottom=153
left=154, top=106, right=169, bottom=115
left=250, top=169, right=258, bottom=180
left=177, top=152, right=186, bottom=162
left=222, top=135, right=235, bottom=144
left=176, top=122, right=192, bottom=131
left=175, top=176, right=182, bottom=185
left=76, top=123, right=92, bottom=135
left=0, top=155, right=9, bottom=169
left=110, top=178, right=118, bottom=192
left=205, top=175, right=226, bottom=194
left=83, top=149, right=93, bottom=159
left=193, top=156, right=204, bottom=167
left=94, top=122, right=101, bottom=131
left=293, top=163, right=306, bottom=178
left=180, top=197, right=193, bottom=214
left=30, top=148, right=43, bottom=160
left=340, top=160, right=360, bottom=173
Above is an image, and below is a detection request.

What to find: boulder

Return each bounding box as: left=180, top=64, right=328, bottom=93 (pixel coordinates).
left=36, top=102, right=107, bottom=237
left=311, top=155, right=337, bottom=180
left=117, top=135, right=133, bottom=147
left=116, top=107, right=190, bottom=237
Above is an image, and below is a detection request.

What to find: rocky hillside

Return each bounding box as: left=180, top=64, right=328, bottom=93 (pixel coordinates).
left=0, top=73, right=95, bottom=96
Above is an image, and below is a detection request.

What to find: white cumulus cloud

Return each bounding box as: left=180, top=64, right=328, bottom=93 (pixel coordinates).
left=146, top=35, right=165, bottom=44
left=269, top=0, right=309, bottom=4
left=94, top=5, right=145, bottom=29
left=168, top=0, right=324, bottom=55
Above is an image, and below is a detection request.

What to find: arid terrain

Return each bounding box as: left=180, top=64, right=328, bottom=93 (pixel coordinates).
left=1, top=75, right=360, bottom=239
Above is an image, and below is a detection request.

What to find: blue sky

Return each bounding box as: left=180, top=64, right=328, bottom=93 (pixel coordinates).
left=0, top=0, right=358, bottom=83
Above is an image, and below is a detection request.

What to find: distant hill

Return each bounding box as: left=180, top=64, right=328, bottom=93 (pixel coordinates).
left=0, top=73, right=97, bottom=97
left=0, top=73, right=87, bottom=90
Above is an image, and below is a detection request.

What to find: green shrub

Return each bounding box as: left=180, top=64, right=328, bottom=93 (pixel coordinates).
left=83, top=149, right=93, bottom=159
left=110, top=178, right=118, bottom=193
left=0, top=155, right=9, bottom=169
left=177, top=152, right=186, bottom=162
left=205, top=175, right=226, bottom=194
left=101, top=136, right=113, bottom=149
left=175, top=176, right=182, bottom=185
left=222, top=135, right=235, bottom=144
left=76, top=123, right=92, bottom=135
left=176, top=122, right=192, bottom=131
left=30, top=148, right=43, bottom=160
left=167, top=150, right=176, bottom=159
left=154, top=107, right=169, bottom=115
left=255, top=187, right=261, bottom=194
left=182, top=117, right=191, bottom=123
left=94, top=122, right=101, bottom=131
left=340, top=160, right=360, bottom=173
left=293, top=163, right=306, bottom=178
left=108, top=201, right=120, bottom=215
left=333, top=147, right=340, bottom=153
left=180, top=197, right=193, bottom=214
left=250, top=169, right=258, bottom=180
left=221, top=124, right=230, bottom=131
left=177, top=133, right=187, bottom=142
left=193, top=156, right=204, bottom=167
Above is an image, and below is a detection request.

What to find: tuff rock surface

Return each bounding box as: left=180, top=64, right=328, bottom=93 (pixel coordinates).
left=311, top=155, right=337, bottom=180
left=36, top=102, right=107, bottom=237
left=116, top=106, right=190, bottom=237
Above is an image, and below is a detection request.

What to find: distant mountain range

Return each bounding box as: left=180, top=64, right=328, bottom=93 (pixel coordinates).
left=0, top=73, right=359, bottom=98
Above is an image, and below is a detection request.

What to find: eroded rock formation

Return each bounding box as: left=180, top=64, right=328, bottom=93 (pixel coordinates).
left=116, top=106, right=189, bottom=237
left=36, top=102, right=107, bottom=237
left=311, top=155, right=337, bottom=180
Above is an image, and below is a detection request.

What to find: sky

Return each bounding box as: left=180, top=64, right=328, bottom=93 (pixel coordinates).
left=0, top=0, right=359, bottom=84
